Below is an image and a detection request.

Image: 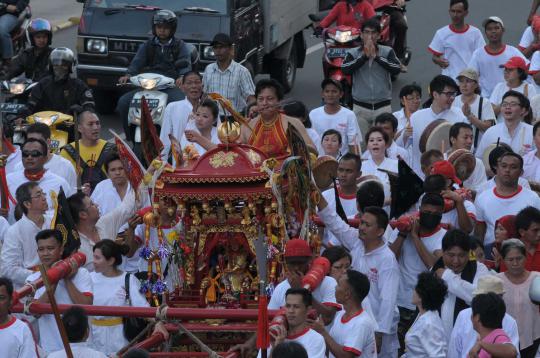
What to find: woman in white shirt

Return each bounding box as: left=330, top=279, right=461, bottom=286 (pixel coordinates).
left=402, top=272, right=448, bottom=358
left=320, top=129, right=342, bottom=159
left=491, top=57, right=537, bottom=122
left=452, top=68, right=496, bottom=150
left=90, top=240, right=151, bottom=355
left=361, top=127, right=398, bottom=212
left=182, top=99, right=220, bottom=157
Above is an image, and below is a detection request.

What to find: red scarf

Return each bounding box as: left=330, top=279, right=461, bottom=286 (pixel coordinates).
left=24, top=169, right=46, bottom=182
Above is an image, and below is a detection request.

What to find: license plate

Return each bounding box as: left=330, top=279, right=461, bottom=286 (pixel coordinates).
left=327, top=48, right=348, bottom=59
left=0, top=103, right=26, bottom=113
left=130, top=98, right=160, bottom=109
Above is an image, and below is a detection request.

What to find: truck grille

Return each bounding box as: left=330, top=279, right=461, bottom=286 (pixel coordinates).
left=108, top=39, right=145, bottom=54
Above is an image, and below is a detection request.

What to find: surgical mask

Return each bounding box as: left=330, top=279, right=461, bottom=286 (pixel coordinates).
left=53, top=66, right=68, bottom=81
left=419, top=212, right=442, bottom=230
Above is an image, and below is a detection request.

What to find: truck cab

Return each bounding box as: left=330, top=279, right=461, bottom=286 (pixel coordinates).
left=75, top=0, right=318, bottom=112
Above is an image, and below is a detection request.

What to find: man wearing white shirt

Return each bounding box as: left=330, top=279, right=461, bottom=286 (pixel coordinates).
left=91, top=153, right=130, bottom=216
left=476, top=91, right=535, bottom=160
left=1, top=182, right=51, bottom=289
left=394, top=83, right=422, bottom=150
left=447, top=275, right=519, bottom=358
left=410, top=75, right=467, bottom=177
left=321, top=153, right=362, bottom=248
left=518, top=17, right=540, bottom=59
left=475, top=152, right=540, bottom=258
left=388, top=193, right=445, bottom=350
left=15, top=123, right=77, bottom=190
left=468, top=17, right=528, bottom=98
left=447, top=122, right=488, bottom=192
left=432, top=229, right=491, bottom=338
left=318, top=200, right=400, bottom=358
left=257, top=289, right=326, bottom=358
left=6, top=138, right=74, bottom=223
left=310, top=79, right=362, bottom=156
left=159, top=71, right=202, bottom=160
left=29, top=229, right=93, bottom=354
left=523, top=121, right=540, bottom=182
left=310, top=270, right=377, bottom=358
left=3, top=138, right=21, bottom=174
left=429, top=0, right=485, bottom=80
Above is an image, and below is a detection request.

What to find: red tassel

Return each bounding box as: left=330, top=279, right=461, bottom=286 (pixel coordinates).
left=0, top=167, right=15, bottom=209
left=256, top=295, right=270, bottom=350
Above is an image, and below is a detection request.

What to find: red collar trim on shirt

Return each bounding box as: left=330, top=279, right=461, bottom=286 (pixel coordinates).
left=493, top=185, right=523, bottom=199
left=484, top=44, right=506, bottom=56
left=0, top=316, right=16, bottom=329
left=419, top=225, right=443, bottom=238
left=24, top=169, right=46, bottom=182
left=341, top=309, right=364, bottom=323
left=449, top=24, right=470, bottom=33
left=338, top=188, right=357, bottom=200
left=286, top=327, right=310, bottom=340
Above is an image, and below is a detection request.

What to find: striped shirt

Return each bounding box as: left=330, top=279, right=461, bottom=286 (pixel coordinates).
left=203, top=60, right=255, bottom=114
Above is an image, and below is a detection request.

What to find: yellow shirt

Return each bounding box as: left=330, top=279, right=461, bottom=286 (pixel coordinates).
left=60, top=139, right=109, bottom=174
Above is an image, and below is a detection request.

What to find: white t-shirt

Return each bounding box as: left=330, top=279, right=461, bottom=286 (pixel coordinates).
left=90, top=272, right=149, bottom=354
left=321, top=188, right=358, bottom=247
left=6, top=170, right=75, bottom=223
left=388, top=227, right=445, bottom=310
left=179, top=126, right=220, bottom=157
left=475, top=121, right=535, bottom=160
left=307, top=127, right=322, bottom=154
left=309, top=106, right=362, bottom=154
left=463, top=158, right=488, bottom=192
left=518, top=26, right=535, bottom=51
left=0, top=316, right=38, bottom=358
left=159, top=99, right=197, bottom=159
left=428, top=24, right=485, bottom=80
left=48, top=342, right=107, bottom=358
left=403, top=310, right=447, bottom=358
left=524, top=149, right=540, bottom=182
left=448, top=308, right=519, bottom=358
left=91, top=179, right=130, bottom=217
left=257, top=328, right=326, bottom=358
left=479, top=176, right=531, bottom=193
left=468, top=45, right=528, bottom=98
left=442, top=200, right=477, bottom=229
left=329, top=310, right=377, bottom=358
left=268, top=276, right=339, bottom=310
left=451, top=94, right=496, bottom=147
left=410, top=107, right=467, bottom=177
left=530, top=51, right=540, bottom=93
left=6, top=147, right=21, bottom=174
left=28, top=268, right=93, bottom=353
left=475, top=185, right=540, bottom=244
left=360, top=157, right=398, bottom=213
left=490, top=82, right=537, bottom=122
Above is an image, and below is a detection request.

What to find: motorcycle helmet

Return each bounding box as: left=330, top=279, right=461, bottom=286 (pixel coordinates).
left=49, top=47, right=75, bottom=81
left=152, top=9, right=177, bottom=39
left=28, top=18, right=53, bottom=46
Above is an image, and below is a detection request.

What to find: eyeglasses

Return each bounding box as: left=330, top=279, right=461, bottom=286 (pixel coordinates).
left=22, top=150, right=44, bottom=158
left=440, top=91, right=457, bottom=98
left=31, top=191, right=45, bottom=199
left=501, top=101, right=521, bottom=108
left=405, top=96, right=421, bottom=101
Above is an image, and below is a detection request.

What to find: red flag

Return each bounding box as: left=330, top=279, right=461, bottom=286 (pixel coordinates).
left=109, top=129, right=145, bottom=193
left=256, top=295, right=270, bottom=351
left=140, top=96, right=164, bottom=165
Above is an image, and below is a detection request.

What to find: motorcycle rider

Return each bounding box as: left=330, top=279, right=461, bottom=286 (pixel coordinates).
left=0, top=0, right=29, bottom=70
left=19, top=47, right=96, bottom=118
left=372, top=0, right=410, bottom=64
left=318, top=0, right=376, bottom=31
left=116, top=9, right=192, bottom=143
left=3, top=18, right=53, bottom=81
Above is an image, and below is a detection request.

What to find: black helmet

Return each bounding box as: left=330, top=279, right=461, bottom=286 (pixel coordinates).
left=49, top=47, right=75, bottom=75
left=152, top=9, right=177, bottom=39
left=28, top=18, right=52, bottom=46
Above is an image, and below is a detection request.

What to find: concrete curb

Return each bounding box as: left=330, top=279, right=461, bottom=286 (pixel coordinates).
left=51, top=16, right=80, bottom=33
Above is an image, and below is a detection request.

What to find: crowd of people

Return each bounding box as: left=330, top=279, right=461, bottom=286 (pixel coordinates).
left=3, top=0, right=540, bottom=357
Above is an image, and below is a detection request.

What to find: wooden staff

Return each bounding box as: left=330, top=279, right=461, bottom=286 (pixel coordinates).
left=38, top=264, right=73, bottom=358
left=72, top=108, right=82, bottom=192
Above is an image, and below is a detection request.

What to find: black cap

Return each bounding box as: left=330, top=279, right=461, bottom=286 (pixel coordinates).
left=321, top=78, right=343, bottom=91
left=211, top=33, right=233, bottom=47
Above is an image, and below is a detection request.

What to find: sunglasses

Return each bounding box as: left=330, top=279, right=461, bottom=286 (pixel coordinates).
left=22, top=150, right=44, bottom=158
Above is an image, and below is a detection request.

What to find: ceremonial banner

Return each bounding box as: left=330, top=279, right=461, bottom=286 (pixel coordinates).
left=140, top=96, right=164, bottom=164
left=109, top=129, right=145, bottom=193
left=51, top=188, right=80, bottom=258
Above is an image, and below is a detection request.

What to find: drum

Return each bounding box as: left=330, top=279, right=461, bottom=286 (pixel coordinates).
left=313, top=155, right=339, bottom=191
left=447, top=149, right=476, bottom=182
left=482, top=143, right=499, bottom=174
left=356, top=175, right=384, bottom=191
left=419, top=119, right=452, bottom=153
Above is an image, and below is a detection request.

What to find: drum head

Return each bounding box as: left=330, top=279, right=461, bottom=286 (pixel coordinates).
left=356, top=175, right=384, bottom=191
left=419, top=119, right=452, bottom=153
left=448, top=149, right=476, bottom=182
left=482, top=143, right=499, bottom=173
left=313, top=155, right=339, bottom=190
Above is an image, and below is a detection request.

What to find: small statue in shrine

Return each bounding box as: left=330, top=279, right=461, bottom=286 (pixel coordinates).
left=221, top=234, right=253, bottom=296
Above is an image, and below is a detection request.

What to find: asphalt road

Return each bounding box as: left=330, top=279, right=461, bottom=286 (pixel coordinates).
left=51, top=0, right=533, bottom=139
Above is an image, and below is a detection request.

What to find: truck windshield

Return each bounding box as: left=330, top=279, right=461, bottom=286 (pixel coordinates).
left=87, top=0, right=227, bottom=14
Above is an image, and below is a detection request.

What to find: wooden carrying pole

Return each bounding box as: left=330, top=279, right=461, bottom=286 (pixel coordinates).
left=38, top=264, right=74, bottom=358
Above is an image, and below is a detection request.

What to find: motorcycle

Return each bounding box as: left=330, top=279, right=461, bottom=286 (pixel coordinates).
left=125, top=72, right=175, bottom=155
left=310, top=18, right=360, bottom=109
left=373, top=1, right=412, bottom=68
left=26, top=111, right=74, bottom=153
left=0, top=77, right=36, bottom=145
left=0, top=4, right=32, bottom=68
